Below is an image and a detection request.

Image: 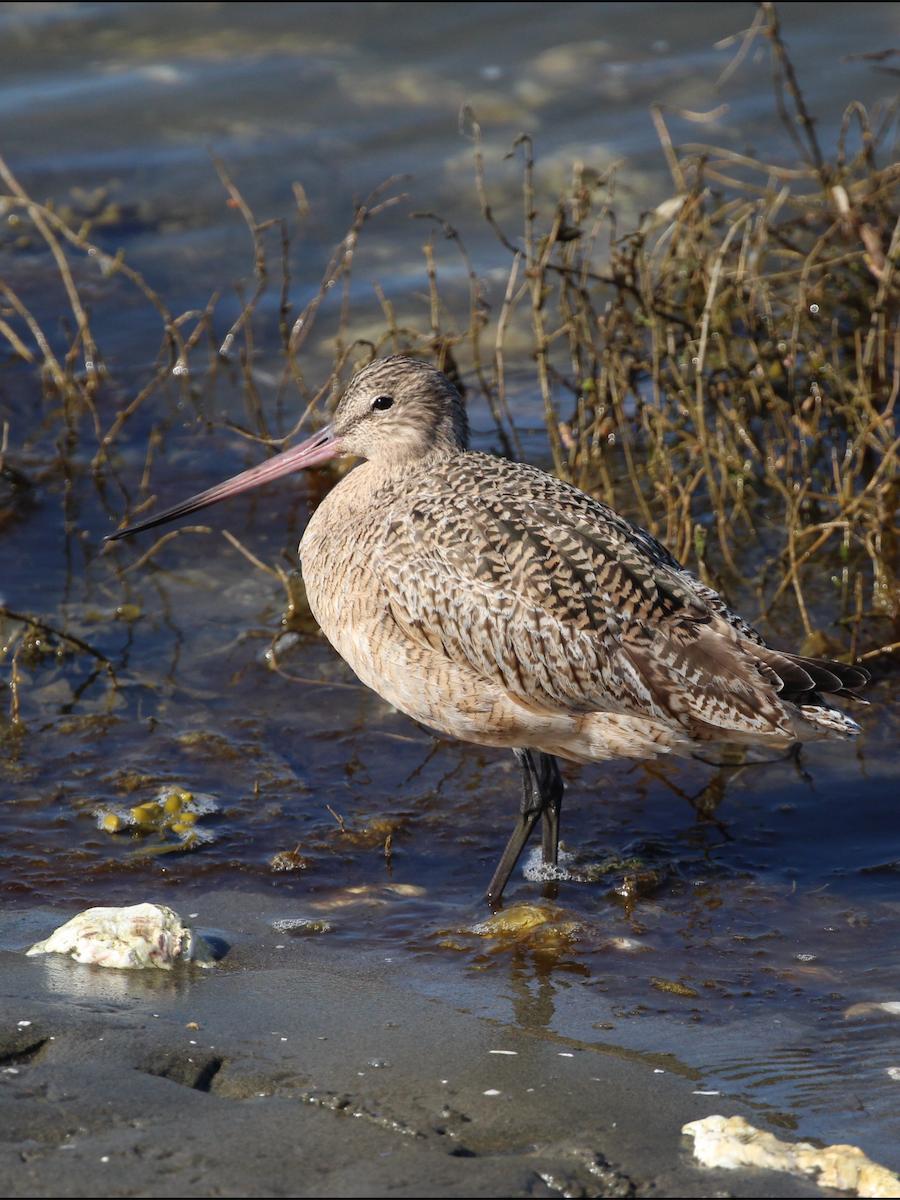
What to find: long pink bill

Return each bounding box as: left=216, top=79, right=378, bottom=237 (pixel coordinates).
left=105, top=423, right=342, bottom=541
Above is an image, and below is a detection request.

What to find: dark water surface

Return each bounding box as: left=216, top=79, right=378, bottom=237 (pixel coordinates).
left=2, top=0, right=900, bottom=1173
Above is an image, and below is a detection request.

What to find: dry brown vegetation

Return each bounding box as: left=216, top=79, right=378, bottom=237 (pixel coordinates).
left=3, top=1, right=900, bottom=734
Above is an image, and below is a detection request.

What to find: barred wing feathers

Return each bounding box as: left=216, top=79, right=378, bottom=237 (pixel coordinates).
left=377, top=455, right=866, bottom=742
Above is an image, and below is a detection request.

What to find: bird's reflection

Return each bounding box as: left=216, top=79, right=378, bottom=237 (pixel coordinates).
left=505, top=944, right=589, bottom=1031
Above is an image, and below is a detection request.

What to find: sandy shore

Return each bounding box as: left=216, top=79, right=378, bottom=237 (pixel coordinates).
left=0, top=891, right=826, bottom=1198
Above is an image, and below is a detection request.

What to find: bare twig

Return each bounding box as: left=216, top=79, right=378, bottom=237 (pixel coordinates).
left=121, top=527, right=213, bottom=572
left=0, top=607, right=109, bottom=662
left=222, top=529, right=279, bottom=577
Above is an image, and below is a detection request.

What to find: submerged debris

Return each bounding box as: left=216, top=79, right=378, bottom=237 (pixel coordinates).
left=845, top=1001, right=900, bottom=1019
left=94, top=785, right=218, bottom=854
left=474, top=903, right=566, bottom=934
left=682, top=1114, right=900, bottom=1198
left=440, top=902, right=661, bottom=958
left=650, top=977, right=699, bottom=998
left=270, top=917, right=334, bottom=936
left=26, top=902, right=215, bottom=970
left=607, top=937, right=647, bottom=952
left=471, top=902, right=582, bottom=940
left=307, top=883, right=426, bottom=911
left=269, top=845, right=315, bottom=872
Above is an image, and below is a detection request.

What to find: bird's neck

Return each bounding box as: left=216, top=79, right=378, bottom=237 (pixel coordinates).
left=358, top=444, right=466, bottom=484
left=305, top=448, right=463, bottom=533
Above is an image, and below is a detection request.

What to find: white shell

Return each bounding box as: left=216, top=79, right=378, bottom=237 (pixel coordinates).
left=26, top=903, right=215, bottom=970
left=682, top=1115, right=900, bottom=1198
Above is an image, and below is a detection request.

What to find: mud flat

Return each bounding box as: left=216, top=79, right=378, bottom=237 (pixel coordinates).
left=0, top=891, right=828, bottom=1198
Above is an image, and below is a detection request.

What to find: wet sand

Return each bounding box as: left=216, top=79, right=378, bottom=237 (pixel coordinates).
left=0, top=893, right=826, bottom=1198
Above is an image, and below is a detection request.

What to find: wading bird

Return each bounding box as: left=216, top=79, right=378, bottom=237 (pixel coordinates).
left=108, top=356, right=869, bottom=904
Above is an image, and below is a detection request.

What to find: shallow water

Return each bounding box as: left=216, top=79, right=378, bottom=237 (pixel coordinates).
left=2, top=0, right=900, bottom=1176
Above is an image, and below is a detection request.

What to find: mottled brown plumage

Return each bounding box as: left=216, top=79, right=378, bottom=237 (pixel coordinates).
left=301, top=357, right=866, bottom=759
left=108, top=355, right=869, bottom=903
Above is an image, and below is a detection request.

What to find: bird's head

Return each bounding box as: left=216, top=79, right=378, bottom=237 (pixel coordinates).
left=105, top=356, right=467, bottom=541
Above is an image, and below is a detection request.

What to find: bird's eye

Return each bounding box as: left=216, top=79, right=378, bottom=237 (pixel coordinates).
left=372, top=395, right=394, bottom=411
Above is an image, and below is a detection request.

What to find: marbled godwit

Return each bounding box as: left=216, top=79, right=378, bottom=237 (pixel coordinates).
left=108, top=356, right=869, bottom=903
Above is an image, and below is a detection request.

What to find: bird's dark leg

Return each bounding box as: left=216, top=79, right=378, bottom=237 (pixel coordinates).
left=539, top=753, right=563, bottom=866
left=538, top=753, right=564, bottom=901
left=485, top=749, right=547, bottom=907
